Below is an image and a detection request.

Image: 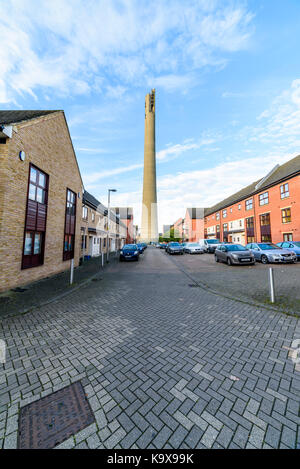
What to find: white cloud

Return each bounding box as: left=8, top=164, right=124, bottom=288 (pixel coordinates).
left=0, top=0, right=254, bottom=102
left=83, top=163, right=143, bottom=184
left=246, top=79, right=300, bottom=148
left=157, top=142, right=200, bottom=161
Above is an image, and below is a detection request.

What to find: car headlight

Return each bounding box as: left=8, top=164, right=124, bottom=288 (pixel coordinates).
left=232, top=254, right=239, bottom=259
left=272, top=255, right=280, bottom=259
left=134, top=251, right=138, bottom=255
left=120, top=250, right=123, bottom=255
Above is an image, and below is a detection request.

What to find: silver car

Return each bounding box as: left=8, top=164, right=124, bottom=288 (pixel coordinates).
left=246, top=242, right=297, bottom=264
left=215, top=244, right=255, bottom=266
left=184, top=243, right=204, bottom=254
left=167, top=242, right=184, bottom=255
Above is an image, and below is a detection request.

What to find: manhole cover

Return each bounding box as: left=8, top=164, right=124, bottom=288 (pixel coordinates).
left=18, top=381, right=95, bottom=449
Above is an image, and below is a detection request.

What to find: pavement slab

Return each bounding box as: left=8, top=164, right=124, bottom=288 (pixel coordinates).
left=0, top=247, right=299, bottom=449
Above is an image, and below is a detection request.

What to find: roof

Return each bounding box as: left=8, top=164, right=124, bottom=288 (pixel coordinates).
left=83, top=191, right=126, bottom=226
left=205, top=155, right=300, bottom=217
left=0, top=110, right=60, bottom=125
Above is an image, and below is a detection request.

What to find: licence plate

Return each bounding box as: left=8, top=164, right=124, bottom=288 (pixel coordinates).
left=241, top=258, right=250, bottom=262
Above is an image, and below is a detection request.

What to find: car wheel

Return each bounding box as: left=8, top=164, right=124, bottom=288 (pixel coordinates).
left=215, top=255, right=219, bottom=262
left=227, top=257, right=232, bottom=266
left=261, top=255, right=268, bottom=264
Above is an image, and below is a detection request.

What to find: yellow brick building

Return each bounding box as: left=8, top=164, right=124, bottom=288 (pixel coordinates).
left=0, top=111, right=84, bottom=292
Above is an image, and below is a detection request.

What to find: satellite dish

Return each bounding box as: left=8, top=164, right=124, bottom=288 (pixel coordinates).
left=19, top=151, right=26, bottom=161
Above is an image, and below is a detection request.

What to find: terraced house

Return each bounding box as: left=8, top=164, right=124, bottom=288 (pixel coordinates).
left=81, top=192, right=127, bottom=259
left=0, top=110, right=84, bottom=292
left=204, top=155, right=300, bottom=245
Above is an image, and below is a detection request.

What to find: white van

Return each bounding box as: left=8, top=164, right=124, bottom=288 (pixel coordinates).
left=198, top=239, right=221, bottom=253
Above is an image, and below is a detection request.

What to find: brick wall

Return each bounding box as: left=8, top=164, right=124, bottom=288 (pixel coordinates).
left=0, top=112, right=83, bottom=292
left=204, top=174, right=300, bottom=245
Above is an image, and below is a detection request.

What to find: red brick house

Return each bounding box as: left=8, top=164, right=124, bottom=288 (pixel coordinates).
left=183, top=208, right=206, bottom=242
left=204, top=155, right=300, bottom=245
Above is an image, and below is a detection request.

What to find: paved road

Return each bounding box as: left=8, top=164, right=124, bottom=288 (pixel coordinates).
left=0, top=247, right=299, bottom=449
left=169, top=250, right=300, bottom=314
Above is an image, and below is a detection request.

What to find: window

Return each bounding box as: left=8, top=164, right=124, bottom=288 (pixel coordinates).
left=222, top=209, right=227, bottom=218
left=223, top=223, right=228, bottom=231
left=259, top=192, right=269, bottom=206
left=260, top=213, right=270, bottom=226
left=82, top=206, right=88, bottom=220
left=245, top=198, right=253, bottom=210
left=230, top=208, right=232, bottom=213
left=238, top=204, right=241, bottom=210
left=283, top=233, right=293, bottom=242
left=246, top=217, right=254, bottom=229
left=216, top=212, right=220, bottom=220
left=247, top=236, right=255, bottom=243
left=81, top=235, right=87, bottom=250
left=92, top=212, right=95, bottom=222
left=260, top=213, right=271, bottom=242
left=282, top=208, right=291, bottom=224
left=22, top=165, right=48, bottom=269
left=63, top=189, right=76, bottom=261
left=280, top=183, right=289, bottom=199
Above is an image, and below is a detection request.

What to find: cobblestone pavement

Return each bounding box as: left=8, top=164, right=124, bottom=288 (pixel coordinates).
left=0, top=247, right=299, bottom=449
left=169, top=251, right=300, bottom=314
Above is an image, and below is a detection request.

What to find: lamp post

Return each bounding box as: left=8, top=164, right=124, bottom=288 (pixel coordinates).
left=107, top=189, right=117, bottom=262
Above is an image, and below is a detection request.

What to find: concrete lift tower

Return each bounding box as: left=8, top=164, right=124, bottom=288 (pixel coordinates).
left=141, top=89, right=158, bottom=243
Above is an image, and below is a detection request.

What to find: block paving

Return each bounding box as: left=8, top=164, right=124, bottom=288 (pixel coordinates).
left=0, top=248, right=299, bottom=449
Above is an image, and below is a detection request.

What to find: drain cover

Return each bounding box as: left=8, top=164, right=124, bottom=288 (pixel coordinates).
left=18, top=381, right=95, bottom=449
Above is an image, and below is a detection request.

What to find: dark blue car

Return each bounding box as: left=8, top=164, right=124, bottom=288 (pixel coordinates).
left=136, top=243, right=145, bottom=254
left=120, top=244, right=139, bottom=262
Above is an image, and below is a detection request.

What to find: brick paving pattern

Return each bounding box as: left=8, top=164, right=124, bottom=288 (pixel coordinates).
left=0, top=248, right=299, bottom=449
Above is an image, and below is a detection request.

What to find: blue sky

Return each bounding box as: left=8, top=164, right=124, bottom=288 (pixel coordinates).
left=1, top=0, right=300, bottom=231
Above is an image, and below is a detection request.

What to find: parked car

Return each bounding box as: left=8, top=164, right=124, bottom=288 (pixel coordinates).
left=140, top=243, right=147, bottom=250
left=166, top=242, right=184, bottom=255
left=136, top=243, right=145, bottom=254
left=246, top=242, right=297, bottom=264
left=160, top=243, right=168, bottom=249
left=184, top=243, right=204, bottom=254
left=215, top=244, right=255, bottom=266
left=276, top=241, right=300, bottom=261
left=198, top=239, right=222, bottom=253
left=119, top=244, right=139, bottom=262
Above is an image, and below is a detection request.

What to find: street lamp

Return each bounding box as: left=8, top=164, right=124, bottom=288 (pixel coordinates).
left=107, top=189, right=117, bottom=262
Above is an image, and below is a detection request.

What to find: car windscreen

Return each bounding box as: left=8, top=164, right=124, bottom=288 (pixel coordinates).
left=293, top=242, right=300, bottom=247
left=259, top=244, right=280, bottom=250
left=187, top=243, right=200, bottom=247
left=123, top=245, right=137, bottom=250
left=226, top=245, right=247, bottom=251
left=169, top=243, right=180, bottom=246
left=207, top=240, right=219, bottom=244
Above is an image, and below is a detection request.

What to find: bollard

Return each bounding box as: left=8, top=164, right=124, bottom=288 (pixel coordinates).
left=269, top=267, right=275, bottom=303
left=70, top=259, right=74, bottom=285
left=101, top=252, right=104, bottom=268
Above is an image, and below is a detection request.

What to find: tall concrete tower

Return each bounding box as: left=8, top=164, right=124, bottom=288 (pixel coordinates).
left=141, top=89, right=158, bottom=243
